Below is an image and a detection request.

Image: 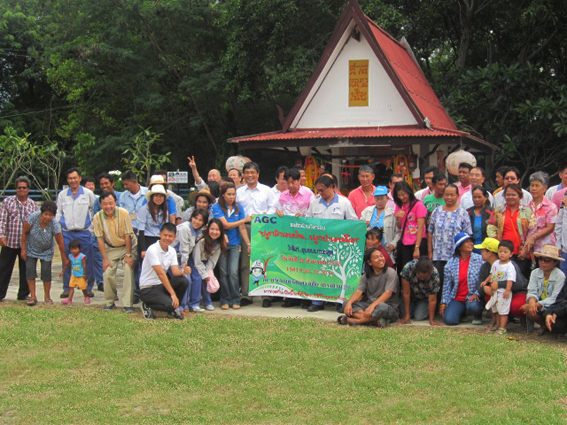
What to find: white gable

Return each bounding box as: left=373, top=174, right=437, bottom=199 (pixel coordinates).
left=291, top=20, right=418, bottom=129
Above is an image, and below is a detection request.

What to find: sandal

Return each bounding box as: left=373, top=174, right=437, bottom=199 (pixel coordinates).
left=485, top=323, right=498, bottom=332
left=44, top=299, right=53, bottom=305
left=496, top=327, right=508, bottom=335
left=337, top=315, right=349, bottom=325
left=26, top=298, right=37, bottom=306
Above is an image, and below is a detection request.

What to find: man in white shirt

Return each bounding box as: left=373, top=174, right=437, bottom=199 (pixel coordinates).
left=236, top=162, right=278, bottom=306
left=305, top=175, right=357, bottom=312
left=272, top=166, right=288, bottom=198
left=460, top=167, right=494, bottom=210
left=545, top=163, right=567, bottom=200
left=139, top=223, right=190, bottom=320
left=493, top=167, right=533, bottom=207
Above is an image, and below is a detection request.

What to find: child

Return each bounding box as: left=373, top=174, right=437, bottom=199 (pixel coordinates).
left=480, top=239, right=516, bottom=335
left=365, top=228, right=394, bottom=269
left=60, top=239, right=91, bottom=304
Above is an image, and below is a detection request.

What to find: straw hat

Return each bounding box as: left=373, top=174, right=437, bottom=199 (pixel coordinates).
left=189, top=189, right=216, bottom=204
left=145, top=184, right=168, bottom=202
left=534, top=245, right=564, bottom=262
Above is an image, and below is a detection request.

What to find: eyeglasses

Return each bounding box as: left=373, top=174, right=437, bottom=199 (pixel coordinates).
left=539, top=257, right=555, bottom=263
left=16, top=186, right=28, bottom=190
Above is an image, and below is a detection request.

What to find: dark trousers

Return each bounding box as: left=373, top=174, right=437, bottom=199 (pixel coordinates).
left=139, top=275, right=188, bottom=313
left=0, top=246, right=29, bottom=300
left=549, top=316, right=567, bottom=334
left=396, top=239, right=428, bottom=275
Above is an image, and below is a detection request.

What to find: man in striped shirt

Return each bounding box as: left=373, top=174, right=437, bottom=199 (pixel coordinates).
left=0, top=176, right=38, bottom=300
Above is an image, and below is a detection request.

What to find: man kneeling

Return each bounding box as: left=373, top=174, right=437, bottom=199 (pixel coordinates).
left=338, top=248, right=400, bottom=327
left=139, top=223, right=190, bottom=320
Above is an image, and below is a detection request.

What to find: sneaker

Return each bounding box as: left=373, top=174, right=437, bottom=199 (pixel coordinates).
left=61, top=299, right=72, bottom=305
left=84, top=297, right=91, bottom=304
left=87, top=290, right=95, bottom=298
left=240, top=298, right=253, bottom=306
left=472, top=319, right=483, bottom=325
left=123, top=307, right=135, bottom=313
left=167, top=309, right=184, bottom=320
left=204, top=305, right=215, bottom=311
left=190, top=306, right=205, bottom=313
left=103, top=304, right=116, bottom=311
left=142, top=303, right=156, bottom=319
left=60, top=291, right=69, bottom=299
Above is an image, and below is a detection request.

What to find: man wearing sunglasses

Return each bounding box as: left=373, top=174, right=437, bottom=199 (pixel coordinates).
left=0, top=176, right=38, bottom=301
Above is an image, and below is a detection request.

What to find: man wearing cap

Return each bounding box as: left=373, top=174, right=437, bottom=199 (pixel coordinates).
left=56, top=167, right=96, bottom=298
left=360, top=186, right=399, bottom=261
left=93, top=192, right=136, bottom=312
left=348, top=165, right=376, bottom=218
left=520, top=245, right=565, bottom=334
left=475, top=237, right=528, bottom=325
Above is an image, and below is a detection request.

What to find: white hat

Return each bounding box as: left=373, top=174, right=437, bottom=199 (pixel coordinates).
left=145, top=184, right=168, bottom=202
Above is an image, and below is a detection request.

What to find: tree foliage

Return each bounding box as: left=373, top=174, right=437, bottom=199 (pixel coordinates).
left=1, top=0, right=567, bottom=186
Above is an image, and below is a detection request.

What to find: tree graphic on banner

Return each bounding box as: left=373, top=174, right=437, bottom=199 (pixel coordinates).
left=318, top=239, right=362, bottom=301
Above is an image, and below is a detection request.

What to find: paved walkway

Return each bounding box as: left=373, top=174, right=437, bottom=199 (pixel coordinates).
left=1, top=258, right=527, bottom=331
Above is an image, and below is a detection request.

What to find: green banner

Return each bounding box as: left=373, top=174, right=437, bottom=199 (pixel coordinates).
left=249, top=215, right=366, bottom=302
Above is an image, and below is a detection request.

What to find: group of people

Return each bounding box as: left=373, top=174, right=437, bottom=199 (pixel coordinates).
left=2, top=158, right=567, bottom=334
left=339, top=162, right=567, bottom=335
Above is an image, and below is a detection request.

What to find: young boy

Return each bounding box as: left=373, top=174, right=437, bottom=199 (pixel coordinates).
left=480, top=239, right=516, bottom=335
left=60, top=239, right=91, bottom=305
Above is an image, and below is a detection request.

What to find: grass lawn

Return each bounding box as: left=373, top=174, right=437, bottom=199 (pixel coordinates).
left=0, top=305, right=566, bottom=424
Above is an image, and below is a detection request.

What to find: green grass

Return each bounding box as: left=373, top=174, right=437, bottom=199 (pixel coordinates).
left=0, top=305, right=566, bottom=424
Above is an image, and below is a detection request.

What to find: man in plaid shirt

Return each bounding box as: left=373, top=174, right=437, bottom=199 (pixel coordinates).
left=0, top=176, right=38, bottom=300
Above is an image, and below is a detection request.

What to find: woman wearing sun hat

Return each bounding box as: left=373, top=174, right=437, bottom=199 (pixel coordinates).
left=143, top=175, right=178, bottom=224
left=181, top=189, right=216, bottom=223
left=360, top=186, right=400, bottom=262
left=439, top=232, right=484, bottom=326
left=138, top=184, right=171, bottom=258
left=519, top=245, right=565, bottom=335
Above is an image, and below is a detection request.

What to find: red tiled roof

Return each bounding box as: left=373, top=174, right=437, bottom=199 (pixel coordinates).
left=365, top=18, right=457, bottom=130
left=230, top=126, right=464, bottom=142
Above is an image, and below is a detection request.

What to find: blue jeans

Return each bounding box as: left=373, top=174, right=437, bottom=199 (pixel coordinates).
left=218, top=245, right=241, bottom=306
left=62, top=230, right=94, bottom=292
left=561, top=252, right=567, bottom=277
left=179, top=258, right=199, bottom=311
left=91, top=234, right=103, bottom=285
left=189, top=269, right=212, bottom=308
left=444, top=299, right=483, bottom=326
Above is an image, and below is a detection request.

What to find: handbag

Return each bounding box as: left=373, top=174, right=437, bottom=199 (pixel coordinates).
left=206, top=269, right=220, bottom=293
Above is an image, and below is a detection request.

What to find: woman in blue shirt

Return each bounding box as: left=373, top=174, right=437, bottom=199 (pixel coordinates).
left=213, top=183, right=251, bottom=309
left=467, top=186, right=493, bottom=254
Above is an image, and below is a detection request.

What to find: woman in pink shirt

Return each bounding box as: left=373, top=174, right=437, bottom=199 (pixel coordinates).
left=393, top=181, right=428, bottom=274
